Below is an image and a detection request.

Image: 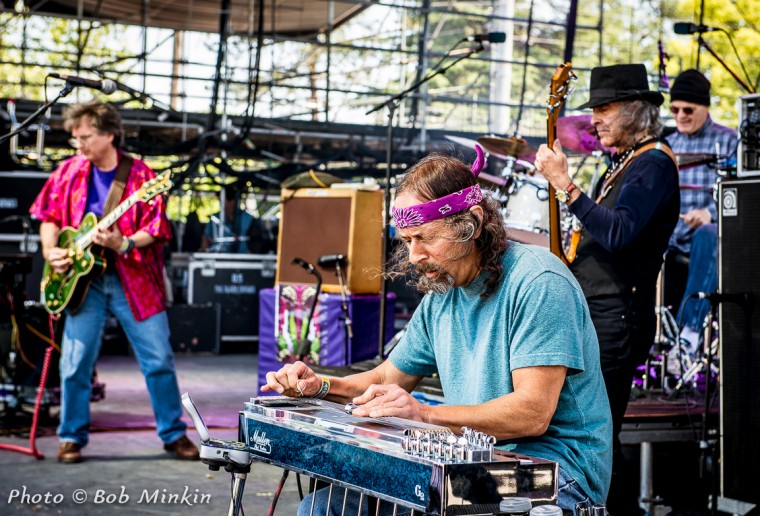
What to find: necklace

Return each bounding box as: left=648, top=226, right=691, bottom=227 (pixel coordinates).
left=599, top=147, right=635, bottom=199
left=598, top=136, right=657, bottom=200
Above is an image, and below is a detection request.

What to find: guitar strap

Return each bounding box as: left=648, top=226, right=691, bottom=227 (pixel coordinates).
left=101, top=154, right=133, bottom=218
left=566, top=140, right=677, bottom=263
left=594, top=140, right=677, bottom=203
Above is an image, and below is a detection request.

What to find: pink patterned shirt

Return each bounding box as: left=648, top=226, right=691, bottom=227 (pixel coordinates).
left=30, top=153, right=172, bottom=322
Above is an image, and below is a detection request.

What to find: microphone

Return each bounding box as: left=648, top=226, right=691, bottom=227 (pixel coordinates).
left=464, top=32, right=507, bottom=43
left=697, top=292, right=752, bottom=304
left=49, top=73, right=118, bottom=95
left=291, top=257, right=316, bottom=275
left=673, top=22, right=720, bottom=35
left=317, top=254, right=347, bottom=269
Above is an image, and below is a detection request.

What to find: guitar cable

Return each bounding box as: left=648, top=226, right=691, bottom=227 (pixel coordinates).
left=268, top=469, right=290, bottom=516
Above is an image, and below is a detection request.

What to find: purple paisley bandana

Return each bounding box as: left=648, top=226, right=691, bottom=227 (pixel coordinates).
left=392, top=145, right=486, bottom=229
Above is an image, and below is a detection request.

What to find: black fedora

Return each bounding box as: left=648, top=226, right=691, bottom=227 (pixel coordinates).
left=577, top=63, right=664, bottom=109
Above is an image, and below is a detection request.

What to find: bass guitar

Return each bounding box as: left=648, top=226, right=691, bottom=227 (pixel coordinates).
left=40, top=171, right=173, bottom=315
left=546, top=62, right=576, bottom=265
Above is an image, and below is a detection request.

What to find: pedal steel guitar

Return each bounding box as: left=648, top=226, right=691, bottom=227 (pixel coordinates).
left=183, top=393, right=558, bottom=515
left=236, top=396, right=558, bottom=514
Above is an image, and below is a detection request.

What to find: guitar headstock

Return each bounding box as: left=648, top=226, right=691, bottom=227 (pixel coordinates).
left=137, top=171, right=173, bottom=202
left=547, top=62, right=577, bottom=139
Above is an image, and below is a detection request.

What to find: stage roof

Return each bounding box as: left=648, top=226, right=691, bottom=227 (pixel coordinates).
left=13, top=0, right=371, bottom=36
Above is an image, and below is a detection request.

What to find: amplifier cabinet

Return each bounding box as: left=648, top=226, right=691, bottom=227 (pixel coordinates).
left=0, top=171, right=47, bottom=300
left=276, top=188, right=383, bottom=294
left=737, top=93, right=760, bottom=177
left=0, top=171, right=48, bottom=227
left=167, top=304, right=220, bottom=354
left=187, top=253, right=276, bottom=347
left=718, top=178, right=760, bottom=507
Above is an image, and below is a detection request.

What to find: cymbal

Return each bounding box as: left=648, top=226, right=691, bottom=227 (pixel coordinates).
left=556, top=115, right=609, bottom=155
left=477, top=135, right=535, bottom=160
left=676, top=153, right=719, bottom=170
left=444, top=135, right=480, bottom=150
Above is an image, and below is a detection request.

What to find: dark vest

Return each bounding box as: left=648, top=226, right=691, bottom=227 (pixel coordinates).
left=570, top=149, right=679, bottom=301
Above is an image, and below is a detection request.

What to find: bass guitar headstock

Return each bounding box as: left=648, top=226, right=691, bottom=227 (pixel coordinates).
left=547, top=62, right=576, bottom=146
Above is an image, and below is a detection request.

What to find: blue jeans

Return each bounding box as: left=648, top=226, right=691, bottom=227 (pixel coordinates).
left=678, top=224, right=718, bottom=330
left=58, top=271, right=187, bottom=446
left=297, top=467, right=585, bottom=515
left=557, top=466, right=592, bottom=514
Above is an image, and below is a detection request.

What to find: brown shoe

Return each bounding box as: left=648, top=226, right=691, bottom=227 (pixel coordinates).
left=163, top=435, right=200, bottom=460
left=57, top=442, right=83, bottom=463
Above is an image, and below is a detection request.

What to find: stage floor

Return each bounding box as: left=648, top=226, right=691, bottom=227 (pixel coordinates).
left=0, top=354, right=715, bottom=515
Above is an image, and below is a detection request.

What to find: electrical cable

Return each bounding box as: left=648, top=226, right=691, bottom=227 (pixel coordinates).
left=512, top=0, right=535, bottom=135
left=268, top=469, right=289, bottom=516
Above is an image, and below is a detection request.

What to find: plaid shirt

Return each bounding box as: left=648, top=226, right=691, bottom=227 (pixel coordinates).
left=666, top=116, right=738, bottom=254
left=30, top=153, right=172, bottom=322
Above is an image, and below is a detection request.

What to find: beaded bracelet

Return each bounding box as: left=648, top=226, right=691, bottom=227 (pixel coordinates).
left=313, top=376, right=330, bottom=399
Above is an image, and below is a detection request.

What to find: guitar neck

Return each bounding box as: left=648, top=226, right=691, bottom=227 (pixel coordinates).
left=546, top=121, right=567, bottom=264
left=78, top=192, right=140, bottom=248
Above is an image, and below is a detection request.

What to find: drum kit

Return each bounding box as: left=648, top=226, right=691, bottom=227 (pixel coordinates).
left=447, top=119, right=729, bottom=255
left=445, top=115, right=606, bottom=247
left=445, top=133, right=547, bottom=246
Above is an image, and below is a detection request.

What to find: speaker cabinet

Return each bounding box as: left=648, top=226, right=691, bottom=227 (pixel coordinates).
left=187, top=254, right=276, bottom=350
left=167, top=304, right=220, bottom=354
left=719, top=179, right=760, bottom=507
left=276, top=188, right=383, bottom=294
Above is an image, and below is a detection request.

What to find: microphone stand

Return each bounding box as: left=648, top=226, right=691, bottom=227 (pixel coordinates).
left=367, top=41, right=486, bottom=361
left=696, top=34, right=754, bottom=94
left=333, top=260, right=353, bottom=364
left=290, top=258, right=322, bottom=361
left=0, top=83, right=75, bottom=145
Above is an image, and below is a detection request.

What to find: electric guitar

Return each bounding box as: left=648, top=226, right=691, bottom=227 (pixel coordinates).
left=40, top=171, right=173, bottom=315
left=546, top=62, right=576, bottom=265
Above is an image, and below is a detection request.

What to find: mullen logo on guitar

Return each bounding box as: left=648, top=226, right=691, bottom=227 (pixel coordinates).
left=40, top=171, right=173, bottom=315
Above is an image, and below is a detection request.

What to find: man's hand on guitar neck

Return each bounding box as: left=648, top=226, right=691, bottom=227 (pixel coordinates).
left=93, top=226, right=124, bottom=252
left=535, top=139, right=581, bottom=205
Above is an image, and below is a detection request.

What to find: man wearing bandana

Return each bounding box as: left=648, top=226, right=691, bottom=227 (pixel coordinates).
left=263, top=147, right=612, bottom=514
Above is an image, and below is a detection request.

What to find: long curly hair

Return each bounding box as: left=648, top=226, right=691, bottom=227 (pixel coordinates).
left=615, top=100, right=663, bottom=148
left=385, top=153, right=508, bottom=298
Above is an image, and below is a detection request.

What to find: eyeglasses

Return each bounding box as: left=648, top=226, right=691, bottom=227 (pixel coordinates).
left=68, top=133, right=96, bottom=149
left=670, top=106, right=695, bottom=115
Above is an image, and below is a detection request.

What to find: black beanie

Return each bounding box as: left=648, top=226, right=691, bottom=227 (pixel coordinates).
left=670, top=69, right=711, bottom=106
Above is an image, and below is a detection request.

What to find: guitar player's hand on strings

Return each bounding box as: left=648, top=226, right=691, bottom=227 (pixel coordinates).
left=93, top=226, right=124, bottom=251
left=262, top=361, right=323, bottom=398
left=44, top=246, right=72, bottom=274
left=349, top=384, right=430, bottom=423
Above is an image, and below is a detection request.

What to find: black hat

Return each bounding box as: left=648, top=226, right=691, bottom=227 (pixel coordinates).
left=670, top=69, right=711, bottom=106
left=577, top=63, right=664, bottom=110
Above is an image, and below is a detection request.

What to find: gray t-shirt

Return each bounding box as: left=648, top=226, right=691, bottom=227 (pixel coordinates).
left=390, top=243, right=612, bottom=503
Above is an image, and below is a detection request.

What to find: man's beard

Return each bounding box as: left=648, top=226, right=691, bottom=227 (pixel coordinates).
left=414, top=263, right=455, bottom=295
